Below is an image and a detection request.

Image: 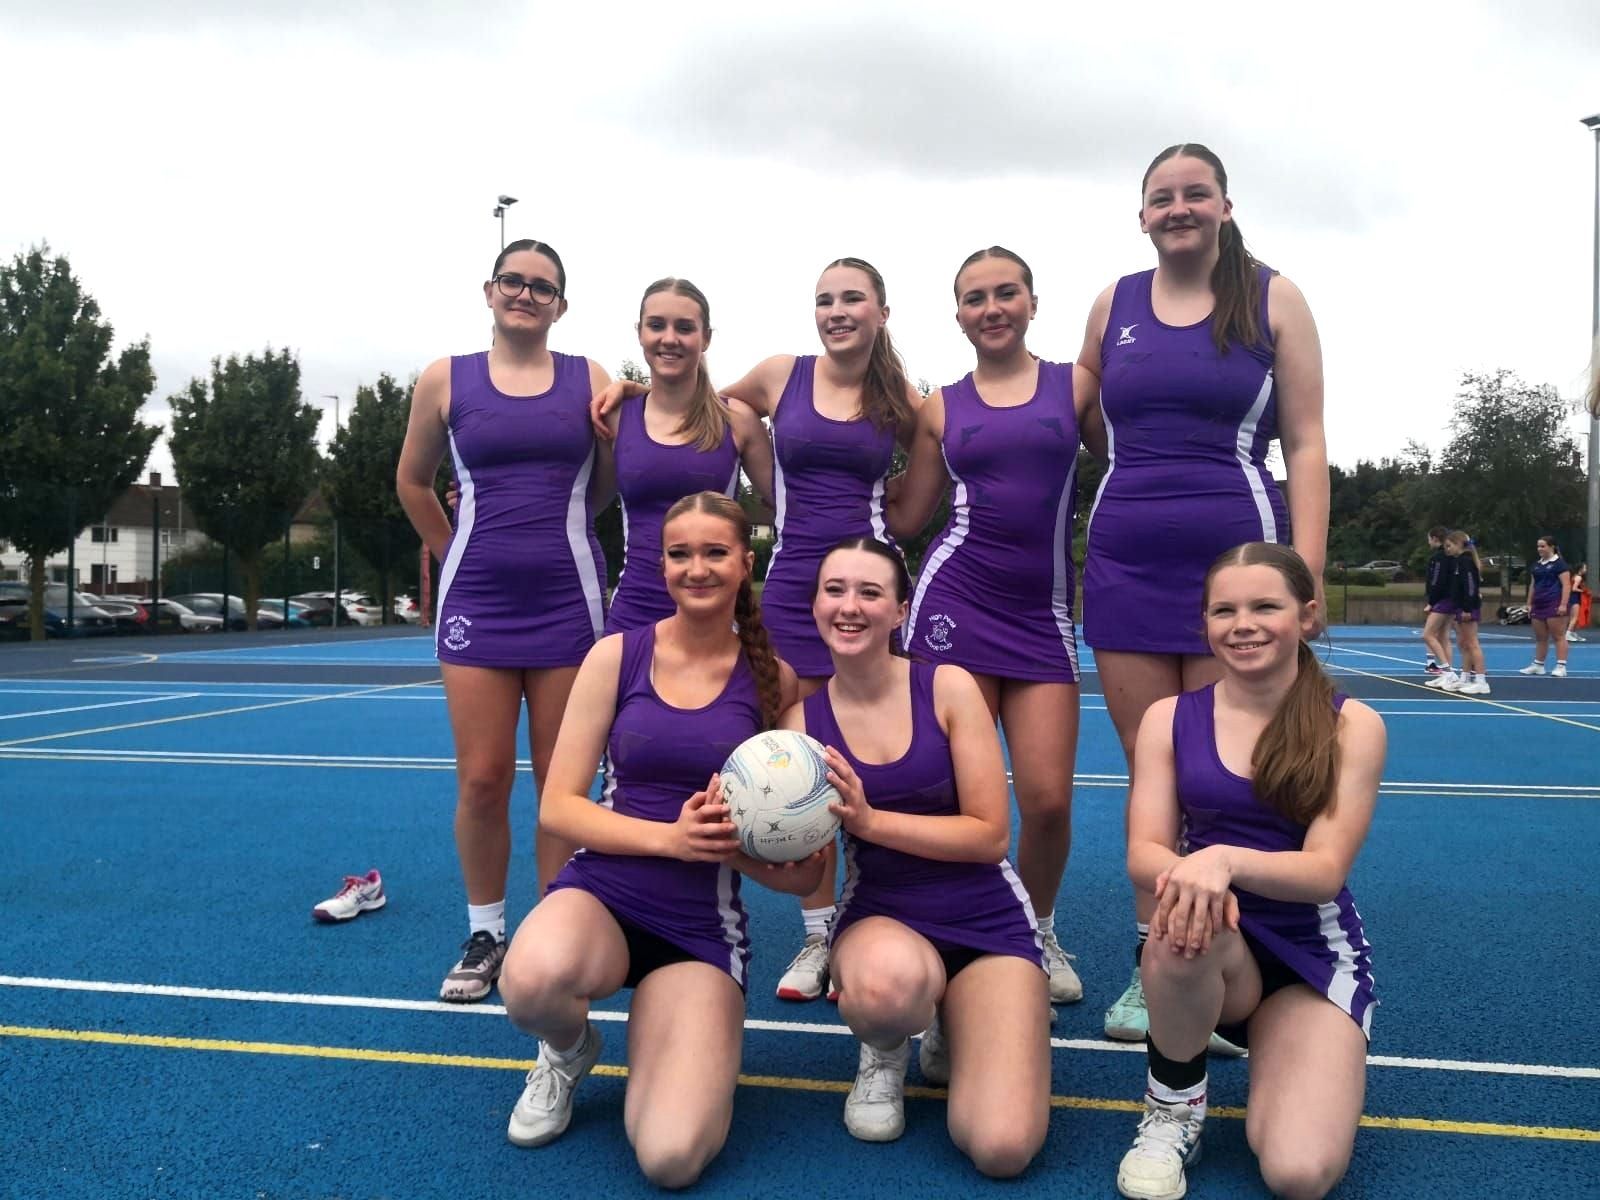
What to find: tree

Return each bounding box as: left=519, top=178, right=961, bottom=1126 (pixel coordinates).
left=168, top=348, right=321, bottom=628
left=326, top=372, right=433, bottom=622
left=1437, top=369, right=1585, bottom=597
left=0, top=246, right=158, bottom=639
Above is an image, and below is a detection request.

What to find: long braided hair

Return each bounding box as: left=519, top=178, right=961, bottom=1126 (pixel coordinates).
left=660, top=491, right=783, bottom=728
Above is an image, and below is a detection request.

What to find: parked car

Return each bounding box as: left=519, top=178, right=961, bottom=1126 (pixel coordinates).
left=1353, top=560, right=1405, bottom=580
left=166, top=593, right=286, bottom=631
left=81, top=591, right=150, bottom=635
left=0, top=595, right=62, bottom=640
left=394, top=594, right=422, bottom=624
left=290, top=593, right=341, bottom=625
left=258, top=598, right=318, bottom=628
left=0, top=583, right=120, bottom=636
left=339, top=591, right=385, bottom=627
left=146, top=598, right=223, bottom=633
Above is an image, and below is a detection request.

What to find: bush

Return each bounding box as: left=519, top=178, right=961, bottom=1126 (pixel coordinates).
left=1347, top=570, right=1387, bottom=587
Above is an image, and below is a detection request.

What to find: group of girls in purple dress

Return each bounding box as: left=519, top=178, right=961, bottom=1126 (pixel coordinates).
left=396, top=142, right=1384, bottom=1199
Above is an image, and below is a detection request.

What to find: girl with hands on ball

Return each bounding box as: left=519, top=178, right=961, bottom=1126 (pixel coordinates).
left=1115, top=542, right=1384, bottom=1200
left=780, top=537, right=1050, bottom=1177
left=496, top=492, right=815, bottom=1189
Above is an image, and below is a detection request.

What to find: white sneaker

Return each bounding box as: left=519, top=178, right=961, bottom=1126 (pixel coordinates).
left=1457, top=678, right=1491, bottom=695
left=1425, top=672, right=1459, bottom=690
left=1568, top=632, right=1585, bottom=643
left=776, top=934, right=829, bottom=1001
left=1041, top=932, right=1084, bottom=1004
left=1519, top=662, right=1545, bottom=676
left=1440, top=674, right=1467, bottom=692
left=1105, top=966, right=1246, bottom=1057
left=1116, top=1098, right=1205, bottom=1200
left=918, top=1016, right=949, bottom=1085
left=507, top=1022, right=603, bottom=1147
left=1553, top=663, right=1568, bottom=678
left=311, top=870, right=386, bottom=922
left=844, top=1039, right=910, bottom=1142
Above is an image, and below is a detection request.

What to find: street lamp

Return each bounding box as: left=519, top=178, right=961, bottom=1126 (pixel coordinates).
left=493, top=194, right=518, bottom=249
left=1583, top=115, right=1599, bottom=582
left=324, top=393, right=341, bottom=625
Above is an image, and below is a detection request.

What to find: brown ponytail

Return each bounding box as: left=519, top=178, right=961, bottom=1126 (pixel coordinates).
left=825, top=257, right=914, bottom=432
left=1141, top=144, right=1269, bottom=354
left=639, top=276, right=727, bottom=452
left=661, top=490, right=783, bottom=727
left=1203, top=542, right=1340, bottom=825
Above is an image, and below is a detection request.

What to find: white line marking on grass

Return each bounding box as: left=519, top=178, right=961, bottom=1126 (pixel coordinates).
left=4, top=975, right=1595, bottom=1080
left=0, top=679, right=441, bottom=748
left=0, top=694, right=200, bottom=722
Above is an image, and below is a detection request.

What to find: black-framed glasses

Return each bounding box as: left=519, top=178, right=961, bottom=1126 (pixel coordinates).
left=492, top=274, right=562, bottom=305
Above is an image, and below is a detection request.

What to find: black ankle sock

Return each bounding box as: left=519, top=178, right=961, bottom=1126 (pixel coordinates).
left=1134, top=927, right=1148, bottom=968
left=1147, top=1037, right=1207, bottom=1092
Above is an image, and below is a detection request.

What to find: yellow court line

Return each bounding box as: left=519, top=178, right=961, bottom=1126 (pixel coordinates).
left=3, top=1024, right=1595, bottom=1144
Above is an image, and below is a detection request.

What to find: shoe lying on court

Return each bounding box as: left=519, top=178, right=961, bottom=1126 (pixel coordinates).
left=844, top=1039, right=910, bottom=1142
left=776, top=934, right=829, bottom=1001
left=440, top=929, right=507, bottom=1003
left=1105, top=966, right=1246, bottom=1057
left=507, top=1022, right=604, bottom=1147
left=1041, top=932, right=1084, bottom=1004
left=1553, top=663, right=1568, bottom=678
left=918, top=1016, right=949, bottom=1085
left=1116, top=1097, right=1204, bottom=1200
left=312, top=870, right=386, bottom=923
left=1519, top=662, right=1545, bottom=675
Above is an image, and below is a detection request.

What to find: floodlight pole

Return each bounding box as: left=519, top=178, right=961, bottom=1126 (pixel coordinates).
left=324, top=393, right=341, bottom=627
left=493, top=195, right=518, bottom=250
left=1584, top=114, right=1600, bottom=580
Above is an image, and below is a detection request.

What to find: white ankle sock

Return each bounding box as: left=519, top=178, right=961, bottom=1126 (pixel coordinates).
left=802, top=905, right=835, bottom=941
left=1147, top=1071, right=1208, bottom=1123
left=1037, top=910, right=1056, bottom=938
left=468, top=900, right=506, bottom=942
left=545, top=1024, right=589, bottom=1065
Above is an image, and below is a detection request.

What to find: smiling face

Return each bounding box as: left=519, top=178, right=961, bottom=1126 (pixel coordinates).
left=814, top=264, right=887, bottom=360
left=812, top=546, right=907, bottom=661
left=1139, top=154, right=1232, bottom=261
left=638, top=290, right=710, bottom=387
left=483, top=247, right=566, bottom=338
left=954, top=255, right=1036, bottom=360
left=661, top=509, right=751, bottom=617
left=1203, top=562, right=1316, bottom=676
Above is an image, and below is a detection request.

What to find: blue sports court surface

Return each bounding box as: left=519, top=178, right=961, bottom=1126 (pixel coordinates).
left=1, top=625, right=1596, bottom=1197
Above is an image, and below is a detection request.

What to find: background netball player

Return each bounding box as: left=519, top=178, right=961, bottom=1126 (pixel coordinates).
left=397, top=239, right=613, bottom=1003
left=1075, top=144, right=1329, bottom=1045
left=889, top=246, right=1087, bottom=1007
left=1519, top=536, right=1572, bottom=677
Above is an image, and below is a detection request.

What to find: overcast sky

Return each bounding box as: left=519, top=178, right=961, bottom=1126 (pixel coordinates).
left=3, top=0, right=1598, bottom=481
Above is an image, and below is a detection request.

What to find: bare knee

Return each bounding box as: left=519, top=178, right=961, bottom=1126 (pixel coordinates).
left=841, top=961, right=936, bottom=1030
left=1015, top=783, right=1071, bottom=830
left=634, top=1128, right=722, bottom=1190
left=498, top=953, right=574, bottom=1031
left=960, top=1124, right=1043, bottom=1179
left=457, top=767, right=514, bottom=817
left=1257, top=1145, right=1349, bottom=1200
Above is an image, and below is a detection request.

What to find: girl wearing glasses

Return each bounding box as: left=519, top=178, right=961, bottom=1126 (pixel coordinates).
left=397, top=238, right=614, bottom=1005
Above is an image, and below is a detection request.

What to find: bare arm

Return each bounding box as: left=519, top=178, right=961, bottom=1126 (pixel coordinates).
left=588, top=377, right=647, bottom=439
left=719, top=355, right=796, bottom=420
left=885, top=389, right=949, bottom=541
left=586, top=359, right=617, bottom=508
left=1073, top=286, right=1114, bottom=461
left=395, top=358, right=454, bottom=560
left=822, top=666, right=1010, bottom=864
left=727, top=397, right=774, bottom=506
left=1270, top=275, right=1329, bottom=581
left=1125, top=696, right=1184, bottom=894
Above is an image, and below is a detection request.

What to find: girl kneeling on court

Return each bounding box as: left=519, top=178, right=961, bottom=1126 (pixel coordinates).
left=1116, top=542, right=1385, bottom=1200
left=784, top=537, right=1050, bottom=1176
left=497, top=492, right=819, bottom=1187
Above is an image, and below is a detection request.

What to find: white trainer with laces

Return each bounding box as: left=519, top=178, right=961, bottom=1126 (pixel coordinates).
left=844, top=1039, right=911, bottom=1142
left=311, top=870, right=386, bottom=923
left=1457, top=678, right=1492, bottom=695
left=918, top=1017, right=949, bottom=1085
left=776, top=934, right=829, bottom=1001
left=1552, top=662, right=1568, bottom=678
left=1040, top=932, right=1084, bottom=1004
left=1425, top=672, right=1459, bottom=690
left=1116, top=1098, right=1204, bottom=1200
left=1440, top=674, right=1468, bottom=692
left=507, top=1022, right=604, bottom=1147
left=1519, top=662, right=1545, bottom=675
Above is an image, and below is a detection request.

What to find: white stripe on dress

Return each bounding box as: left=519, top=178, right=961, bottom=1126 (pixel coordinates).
left=905, top=445, right=969, bottom=645
left=434, top=429, right=476, bottom=657
left=868, top=473, right=889, bottom=543
left=1084, top=395, right=1116, bottom=548
left=1234, top=369, right=1279, bottom=542
left=1050, top=455, right=1081, bottom=676
left=1317, top=898, right=1365, bottom=1021
left=564, top=447, right=606, bottom=640
left=766, top=456, right=789, bottom=575
left=612, top=495, right=633, bottom=602
left=998, top=857, right=1044, bottom=957
left=716, top=864, right=747, bottom=986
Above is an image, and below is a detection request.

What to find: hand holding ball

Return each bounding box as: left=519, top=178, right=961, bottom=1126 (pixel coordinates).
left=720, top=730, right=842, bottom=863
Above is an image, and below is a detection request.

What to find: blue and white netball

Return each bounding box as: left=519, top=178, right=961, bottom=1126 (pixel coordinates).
left=720, top=730, right=841, bottom=863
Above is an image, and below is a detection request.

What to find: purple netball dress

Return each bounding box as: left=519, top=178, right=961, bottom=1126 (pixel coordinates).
left=804, top=662, right=1042, bottom=968
left=1173, top=685, right=1376, bottom=1037
left=1528, top=554, right=1571, bottom=621
left=547, top=623, right=757, bottom=987
left=604, top=394, right=741, bottom=634
left=436, top=351, right=606, bottom=667
left=1085, top=267, right=1288, bottom=655
left=763, top=357, right=898, bottom=678
left=905, top=361, right=1080, bottom=682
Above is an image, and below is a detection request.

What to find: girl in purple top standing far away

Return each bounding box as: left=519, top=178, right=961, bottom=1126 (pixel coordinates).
left=1518, top=535, right=1572, bottom=677
left=1117, top=542, right=1383, bottom=1200
left=592, top=258, right=922, bottom=1004
left=397, top=239, right=614, bottom=1004
left=498, top=492, right=817, bottom=1188
left=887, top=246, right=1092, bottom=1010
left=1074, top=144, right=1329, bottom=1048
left=786, top=538, right=1049, bottom=1174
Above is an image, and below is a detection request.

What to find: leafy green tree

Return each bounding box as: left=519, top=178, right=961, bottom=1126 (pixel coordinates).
left=1436, top=369, right=1585, bottom=598
left=327, top=372, right=433, bottom=622
left=168, top=348, right=321, bottom=628
left=0, top=245, right=158, bottom=638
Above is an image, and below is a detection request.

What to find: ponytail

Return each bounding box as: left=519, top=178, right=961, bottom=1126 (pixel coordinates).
left=735, top=579, right=783, bottom=728
left=825, top=256, right=914, bottom=432
left=1252, top=640, right=1341, bottom=825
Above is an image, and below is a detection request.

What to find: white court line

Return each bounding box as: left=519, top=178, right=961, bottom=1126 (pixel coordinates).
left=3, top=975, right=1593, bottom=1080
left=0, top=694, right=199, bottom=721
left=0, top=679, right=441, bottom=749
